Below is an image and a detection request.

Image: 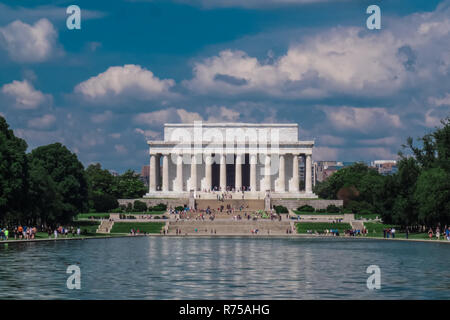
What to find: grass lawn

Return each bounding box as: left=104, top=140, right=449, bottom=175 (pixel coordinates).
left=294, top=211, right=343, bottom=215
left=110, top=222, right=164, bottom=234
left=296, top=222, right=352, bottom=233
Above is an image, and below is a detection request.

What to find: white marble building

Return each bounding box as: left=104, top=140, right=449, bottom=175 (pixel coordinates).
left=145, top=122, right=317, bottom=199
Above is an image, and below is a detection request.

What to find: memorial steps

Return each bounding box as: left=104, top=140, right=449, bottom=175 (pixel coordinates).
left=195, top=199, right=265, bottom=211
left=167, top=220, right=293, bottom=235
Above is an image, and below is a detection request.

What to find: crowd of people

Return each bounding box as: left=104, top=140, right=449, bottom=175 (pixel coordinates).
left=0, top=225, right=82, bottom=241
left=428, top=226, right=450, bottom=240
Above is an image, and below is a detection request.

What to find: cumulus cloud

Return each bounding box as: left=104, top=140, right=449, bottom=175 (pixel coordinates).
left=323, top=106, right=402, bottom=133
left=134, top=108, right=202, bottom=126
left=1, top=79, right=50, bottom=109
left=185, top=2, right=450, bottom=100
left=27, top=114, right=56, bottom=129
left=134, top=106, right=242, bottom=128
left=0, top=18, right=59, bottom=62
left=74, top=64, right=175, bottom=102
left=185, top=27, right=406, bottom=98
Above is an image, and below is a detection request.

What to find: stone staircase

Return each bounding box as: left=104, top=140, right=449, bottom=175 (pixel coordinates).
left=167, top=220, right=292, bottom=235
left=350, top=221, right=365, bottom=231
left=195, top=199, right=265, bottom=212
left=97, top=220, right=114, bottom=234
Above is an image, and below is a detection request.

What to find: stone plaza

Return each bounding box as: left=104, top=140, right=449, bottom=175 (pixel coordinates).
left=145, top=122, right=317, bottom=199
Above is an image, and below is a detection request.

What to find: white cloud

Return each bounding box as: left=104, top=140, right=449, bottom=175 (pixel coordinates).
left=114, top=144, right=128, bottom=154
left=134, top=108, right=202, bottom=126
left=134, top=106, right=241, bottom=127
left=429, top=93, right=450, bottom=107
left=205, top=105, right=240, bottom=122
left=0, top=18, right=59, bottom=62
left=185, top=2, right=450, bottom=99
left=323, top=106, right=402, bottom=133
left=1, top=79, right=50, bottom=109
left=185, top=28, right=405, bottom=97
left=27, top=114, right=56, bottom=129
left=75, top=64, right=175, bottom=101
left=91, top=111, right=113, bottom=123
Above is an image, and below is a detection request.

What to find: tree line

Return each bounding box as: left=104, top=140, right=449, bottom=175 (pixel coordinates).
left=314, top=117, right=450, bottom=229
left=0, top=116, right=146, bottom=226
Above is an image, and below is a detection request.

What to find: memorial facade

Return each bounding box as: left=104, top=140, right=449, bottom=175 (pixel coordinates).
left=145, top=122, right=317, bottom=199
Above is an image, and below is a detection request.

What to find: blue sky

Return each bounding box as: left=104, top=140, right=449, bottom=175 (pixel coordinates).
left=0, top=0, right=449, bottom=173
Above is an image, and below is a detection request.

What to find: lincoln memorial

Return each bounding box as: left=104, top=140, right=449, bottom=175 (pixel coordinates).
left=145, top=122, right=317, bottom=199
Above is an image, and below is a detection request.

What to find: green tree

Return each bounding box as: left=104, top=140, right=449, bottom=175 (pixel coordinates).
left=0, top=116, right=28, bottom=223
left=112, top=169, right=147, bottom=199
left=85, top=163, right=117, bottom=211
left=86, top=163, right=115, bottom=196
left=91, top=193, right=119, bottom=213
left=28, top=143, right=89, bottom=225
left=414, top=168, right=450, bottom=226
left=390, top=157, right=420, bottom=226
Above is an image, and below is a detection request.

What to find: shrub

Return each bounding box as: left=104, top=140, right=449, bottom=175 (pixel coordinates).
left=297, top=205, right=315, bottom=212
left=326, top=204, right=341, bottom=213
left=126, top=203, right=133, bottom=212
left=274, top=205, right=288, bottom=214
left=133, top=200, right=148, bottom=212
left=317, top=208, right=327, bottom=213
left=150, top=203, right=167, bottom=211
left=175, top=206, right=185, bottom=212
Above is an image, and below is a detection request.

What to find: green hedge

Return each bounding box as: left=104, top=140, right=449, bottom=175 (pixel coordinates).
left=274, top=205, right=288, bottom=214
left=297, top=205, right=315, bottom=212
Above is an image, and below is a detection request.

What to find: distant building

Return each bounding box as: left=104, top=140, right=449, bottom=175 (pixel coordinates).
left=370, top=160, right=398, bottom=175
left=314, top=161, right=345, bottom=183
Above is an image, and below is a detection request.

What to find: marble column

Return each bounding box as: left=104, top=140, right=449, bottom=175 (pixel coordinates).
left=278, top=154, right=285, bottom=192
left=149, top=154, right=156, bottom=192
left=162, top=154, right=169, bottom=192
left=205, top=153, right=212, bottom=191
left=190, top=154, right=197, bottom=191
left=291, top=154, right=299, bottom=192
left=156, top=154, right=161, bottom=191
left=235, top=153, right=242, bottom=191
left=305, top=154, right=312, bottom=193
left=250, top=154, right=257, bottom=192
left=264, top=154, right=271, bottom=191
left=220, top=153, right=226, bottom=191
left=176, top=153, right=183, bottom=192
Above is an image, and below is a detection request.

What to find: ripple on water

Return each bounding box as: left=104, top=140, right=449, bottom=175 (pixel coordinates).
left=0, top=237, right=449, bottom=299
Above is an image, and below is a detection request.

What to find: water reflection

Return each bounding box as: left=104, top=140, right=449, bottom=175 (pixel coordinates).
left=0, top=237, right=449, bottom=299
